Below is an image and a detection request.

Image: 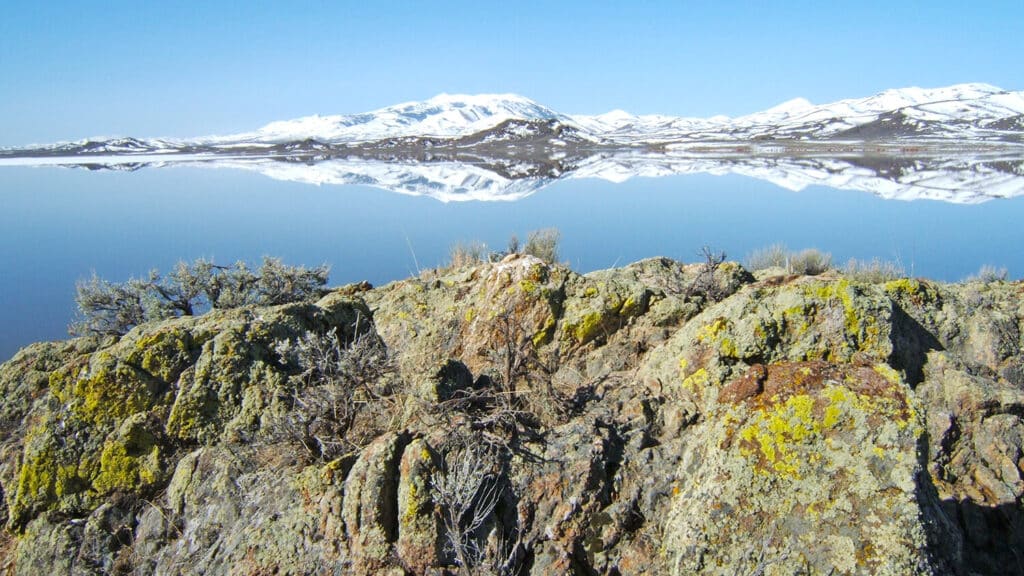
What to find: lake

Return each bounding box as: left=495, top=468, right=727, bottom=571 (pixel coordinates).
left=2, top=161, right=1024, bottom=362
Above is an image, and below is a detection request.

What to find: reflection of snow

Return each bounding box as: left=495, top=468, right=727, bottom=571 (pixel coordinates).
left=566, top=152, right=1024, bottom=204
left=203, top=158, right=551, bottom=203
left=2, top=151, right=1022, bottom=204
left=206, top=152, right=1024, bottom=205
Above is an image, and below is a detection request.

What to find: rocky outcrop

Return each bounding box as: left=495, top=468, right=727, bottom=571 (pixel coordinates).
left=0, top=255, right=1021, bottom=575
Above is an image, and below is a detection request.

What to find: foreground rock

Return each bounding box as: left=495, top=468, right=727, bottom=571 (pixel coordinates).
left=0, top=256, right=1021, bottom=575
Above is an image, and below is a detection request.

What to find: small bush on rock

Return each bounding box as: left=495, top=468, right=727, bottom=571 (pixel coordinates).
left=746, top=244, right=831, bottom=276
left=272, top=320, right=392, bottom=460
left=449, top=242, right=489, bottom=269
left=843, top=257, right=905, bottom=283
left=522, top=228, right=560, bottom=265
left=431, top=435, right=508, bottom=576
left=71, top=257, right=329, bottom=336
left=970, top=264, right=1009, bottom=283
left=789, top=249, right=832, bottom=275
left=745, top=243, right=789, bottom=271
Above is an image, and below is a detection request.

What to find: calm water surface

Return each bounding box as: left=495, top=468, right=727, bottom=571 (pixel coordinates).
left=2, top=165, right=1023, bottom=361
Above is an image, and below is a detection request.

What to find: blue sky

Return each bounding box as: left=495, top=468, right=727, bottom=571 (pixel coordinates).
left=2, top=1, right=1021, bottom=146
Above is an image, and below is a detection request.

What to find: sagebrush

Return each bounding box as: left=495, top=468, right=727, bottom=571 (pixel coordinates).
left=72, top=257, right=329, bottom=336
left=842, top=257, right=905, bottom=283
left=745, top=244, right=831, bottom=275
left=272, top=323, right=392, bottom=460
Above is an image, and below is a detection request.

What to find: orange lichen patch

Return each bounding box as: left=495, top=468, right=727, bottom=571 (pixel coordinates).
left=759, top=361, right=831, bottom=401
left=758, top=274, right=802, bottom=288
left=753, top=361, right=909, bottom=411
left=719, top=364, right=767, bottom=404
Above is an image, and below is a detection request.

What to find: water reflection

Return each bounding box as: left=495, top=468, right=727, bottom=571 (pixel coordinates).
left=5, top=149, right=1022, bottom=204
left=1, top=161, right=1023, bottom=361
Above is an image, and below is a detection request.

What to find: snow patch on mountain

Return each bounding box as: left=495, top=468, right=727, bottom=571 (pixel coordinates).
left=217, top=93, right=566, bottom=145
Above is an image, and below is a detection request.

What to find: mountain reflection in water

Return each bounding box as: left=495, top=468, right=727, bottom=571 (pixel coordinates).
left=7, top=149, right=1023, bottom=204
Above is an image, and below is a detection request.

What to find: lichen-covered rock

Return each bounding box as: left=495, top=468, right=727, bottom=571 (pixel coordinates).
left=662, top=360, right=930, bottom=575
left=128, top=445, right=349, bottom=575
left=0, top=297, right=371, bottom=532
left=396, top=438, right=444, bottom=573
left=0, top=261, right=1021, bottom=575
left=513, top=420, right=624, bottom=574
left=365, top=255, right=568, bottom=398
left=915, top=351, right=1024, bottom=574
left=558, top=266, right=651, bottom=347
left=343, top=432, right=407, bottom=573
left=639, top=275, right=895, bottom=423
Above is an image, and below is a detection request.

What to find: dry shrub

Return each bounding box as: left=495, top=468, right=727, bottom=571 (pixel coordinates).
left=431, top=432, right=523, bottom=576
left=522, top=228, right=560, bottom=265
left=969, top=264, right=1009, bottom=283
left=449, top=241, right=489, bottom=269
left=745, top=244, right=831, bottom=276
left=789, top=249, right=832, bottom=276
left=746, top=243, right=789, bottom=271
left=687, top=246, right=728, bottom=302
left=431, top=436, right=503, bottom=575
left=272, top=322, right=393, bottom=460
left=842, top=257, right=905, bottom=283
left=72, top=257, right=329, bottom=336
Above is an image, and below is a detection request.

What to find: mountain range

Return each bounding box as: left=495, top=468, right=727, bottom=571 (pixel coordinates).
left=2, top=83, right=1023, bottom=203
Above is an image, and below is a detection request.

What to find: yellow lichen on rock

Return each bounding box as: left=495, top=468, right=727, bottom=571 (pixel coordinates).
left=681, top=367, right=709, bottom=391
left=664, top=360, right=930, bottom=575
left=738, top=393, right=821, bottom=478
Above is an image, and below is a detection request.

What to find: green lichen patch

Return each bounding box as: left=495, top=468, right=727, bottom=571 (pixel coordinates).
left=50, top=351, right=169, bottom=427
left=732, top=363, right=919, bottom=480
left=165, top=329, right=287, bottom=443
left=532, top=314, right=557, bottom=348
left=695, top=317, right=739, bottom=359
left=883, top=278, right=940, bottom=307
left=565, top=310, right=607, bottom=345
left=797, top=278, right=892, bottom=361
left=93, top=416, right=164, bottom=494
left=10, top=426, right=84, bottom=528
left=123, top=325, right=201, bottom=383
left=560, top=280, right=650, bottom=346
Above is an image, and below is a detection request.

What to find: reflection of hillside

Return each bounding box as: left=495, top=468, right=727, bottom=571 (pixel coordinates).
left=12, top=148, right=1024, bottom=204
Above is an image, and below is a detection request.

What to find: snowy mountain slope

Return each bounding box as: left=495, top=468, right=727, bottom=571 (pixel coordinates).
left=212, top=93, right=573, bottom=145
left=565, top=83, right=1024, bottom=143
left=120, top=83, right=1024, bottom=147
left=4, top=83, right=1023, bottom=158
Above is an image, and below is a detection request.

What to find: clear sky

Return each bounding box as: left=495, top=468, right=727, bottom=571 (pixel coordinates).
left=2, top=1, right=1022, bottom=146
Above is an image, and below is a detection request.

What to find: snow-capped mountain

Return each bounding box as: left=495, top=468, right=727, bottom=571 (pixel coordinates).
left=569, top=83, right=1024, bottom=143
left=1, top=83, right=1022, bottom=203
left=214, top=93, right=572, bottom=145
left=199, top=83, right=1024, bottom=146
left=4, top=83, right=1023, bottom=156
